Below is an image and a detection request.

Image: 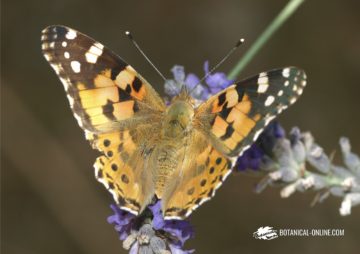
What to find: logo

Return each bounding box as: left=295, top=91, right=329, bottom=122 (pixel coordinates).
left=253, top=226, right=278, bottom=240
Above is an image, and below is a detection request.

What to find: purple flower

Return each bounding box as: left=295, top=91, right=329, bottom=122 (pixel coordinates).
left=236, top=122, right=286, bottom=171
left=165, top=61, right=234, bottom=101
left=149, top=202, right=194, bottom=247
left=236, top=144, right=264, bottom=171
left=107, top=204, right=137, bottom=240
left=108, top=200, right=194, bottom=254
left=203, top=61, right=234, bottom=94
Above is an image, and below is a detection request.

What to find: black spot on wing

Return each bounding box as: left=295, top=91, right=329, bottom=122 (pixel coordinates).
left=117, top=87, right=131, bottom=101
left=103, top=139, right=111, bottom=147
left=125, top=84, right=132, bottom=93
left=200, top=179, right=207, bottom=186
left=132, top=77, right=142, bottom=92
left=218, top=102, right=232, bottom=119
left=121, top=174, right=129, bottom=184
left=111, top=163, right=118, bottom=171
left=215, top=157, right=222, bottom=165
left=235, top=86, right=245, bottom=102
left=217, top=92, right=226, bottom=106
left=209, top=167, right=215, bottom=174
left=102, top=99, right=116, bottom=120
left=220, top=124, right=234, bottom=141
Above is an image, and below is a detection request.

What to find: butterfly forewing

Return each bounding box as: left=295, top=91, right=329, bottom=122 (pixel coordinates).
left=41, top=25, right=165, bottom=133
left=196, top=67, right=306, bottom=158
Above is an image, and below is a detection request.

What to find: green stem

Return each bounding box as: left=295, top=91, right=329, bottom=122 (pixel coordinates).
left=228, top=0, right=305, bottom=79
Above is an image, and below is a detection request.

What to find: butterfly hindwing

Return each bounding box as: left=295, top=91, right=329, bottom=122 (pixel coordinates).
left=90, top=129, right=155, bottom=214
left=160, top=129, right=233, bottom=219
left=42, top=25, right=165, bottom=215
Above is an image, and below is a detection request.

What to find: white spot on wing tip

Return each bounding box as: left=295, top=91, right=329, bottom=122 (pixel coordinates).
left=62, top=41, right=67, bottom=47
left=85, top=44, right=104, bottom=63
left=85, top=52, right=98, bottom=63
left=282, top=68, right=290, bottom=78
left=65, top=29, right=77, bottom=40
left=257, top=83, right=269, bottom=93
left=70, top=61, right=81, bottom=73
left=257, top=73, right=269, bottom=92
left=290, top=97, right=297, bottom=104
left=64, top=52, right=70, bottom=59
left=89, top=45, right=103, bottom=55
left=264, top=95, right=275, bottom=106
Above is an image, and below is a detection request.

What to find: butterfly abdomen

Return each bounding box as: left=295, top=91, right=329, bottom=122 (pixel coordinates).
left=153, top=145, right=182, bottom=198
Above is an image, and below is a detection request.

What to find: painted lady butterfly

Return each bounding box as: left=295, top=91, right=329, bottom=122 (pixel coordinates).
left=41, top=25, right=306, bottom=219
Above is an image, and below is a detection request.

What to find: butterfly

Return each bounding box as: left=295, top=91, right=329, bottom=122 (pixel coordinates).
left=41, top=25, right=306, bottom=220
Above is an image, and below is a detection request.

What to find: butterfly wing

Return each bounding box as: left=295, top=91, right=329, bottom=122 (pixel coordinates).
left=196, top=67, right=306, bottom=157
left=162, top=130, right=233, bottom=219
left=162, top=67, right=306, bottom=219
left=42, top=25, right=166, bottom=214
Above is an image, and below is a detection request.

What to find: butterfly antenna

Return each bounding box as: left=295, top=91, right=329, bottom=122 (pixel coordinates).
left=190, top=38, right=245, bottom=94
left=125, top=31, right=167, bottom=82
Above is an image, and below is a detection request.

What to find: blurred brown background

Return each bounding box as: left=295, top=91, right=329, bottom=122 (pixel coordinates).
left=2, top=0, right=360, bottom=253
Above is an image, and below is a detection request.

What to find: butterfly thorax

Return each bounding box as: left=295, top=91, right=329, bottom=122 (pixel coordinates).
left=162, top=99, right=194, bottom=138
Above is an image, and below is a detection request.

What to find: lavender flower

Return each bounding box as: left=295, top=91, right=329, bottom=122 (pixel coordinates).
left=236, top=122, right=285, bottom=171
left=164, top=61, right=234, bottom=102
left=203, top=61, right=234, bottom=94
left=236, top=122, right=360, bottom=216
left=108, top=200, right=194, bottom=254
